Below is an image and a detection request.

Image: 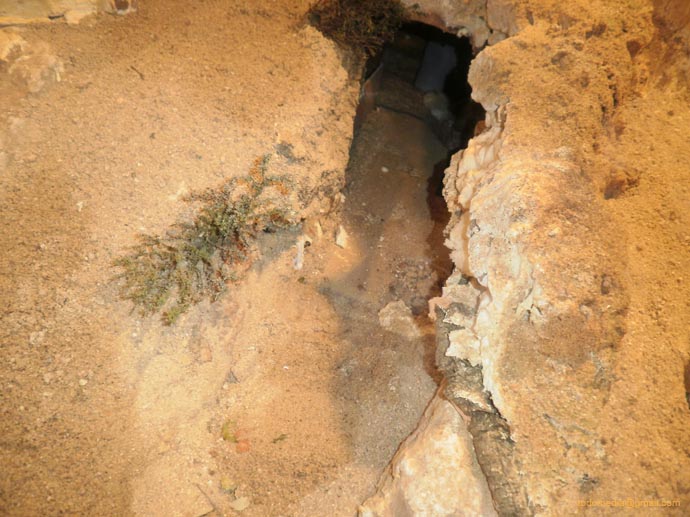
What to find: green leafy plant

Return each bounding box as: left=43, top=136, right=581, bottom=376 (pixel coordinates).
left=114, top=155, right=294, bottom=324
left=308, top=0, right=409, bottom=56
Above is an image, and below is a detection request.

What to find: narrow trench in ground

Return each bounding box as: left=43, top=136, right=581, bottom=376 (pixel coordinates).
left=317, top=19, right=485, bottom=495
left=342, top=21, right=484, bottom=312
left=332, top=21, right=484, bottom=364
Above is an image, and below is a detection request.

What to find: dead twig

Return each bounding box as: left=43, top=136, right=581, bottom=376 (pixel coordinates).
left=129, top=65, right=145, bottom=80
left=195, top=483, right=222, bottom=516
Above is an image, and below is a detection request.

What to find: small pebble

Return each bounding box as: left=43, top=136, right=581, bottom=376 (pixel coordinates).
left=78, top=378, right=88, bottom=386
left=335, top=225, right=349, bottom=249
left=314, top=220, right=323, bottom=238
left=229, top=496, right=250, bottom=512
left=220, top=476, right=236, bottom=492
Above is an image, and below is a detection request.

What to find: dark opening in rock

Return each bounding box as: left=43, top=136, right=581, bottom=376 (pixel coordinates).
left=358, top=22, right=485, bottom=152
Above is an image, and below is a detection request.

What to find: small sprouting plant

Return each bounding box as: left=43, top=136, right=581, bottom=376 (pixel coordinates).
left=308, top=0, right=409, bottom=56
left=114, top=155, right=295, bottom=324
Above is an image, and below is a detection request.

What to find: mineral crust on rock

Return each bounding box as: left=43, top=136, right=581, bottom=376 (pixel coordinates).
left=368, top=0, right=690, bottom=514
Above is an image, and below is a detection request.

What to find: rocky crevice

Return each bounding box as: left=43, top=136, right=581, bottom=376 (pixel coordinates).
left=436, top=307, right=532, bottom=516
left=433, top=109, right=533, bottom=516
left=364, top=0, right=690, bottom=515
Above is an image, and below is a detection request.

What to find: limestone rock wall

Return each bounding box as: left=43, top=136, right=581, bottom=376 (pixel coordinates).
left=365, top=0, right=690, bottom=514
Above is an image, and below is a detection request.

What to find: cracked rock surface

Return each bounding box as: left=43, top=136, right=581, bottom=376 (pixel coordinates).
left=367, top=0, right=690, bottom=514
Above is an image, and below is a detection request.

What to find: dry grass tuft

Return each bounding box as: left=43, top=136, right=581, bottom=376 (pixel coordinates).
left=114, top=155, right=295, bottom=324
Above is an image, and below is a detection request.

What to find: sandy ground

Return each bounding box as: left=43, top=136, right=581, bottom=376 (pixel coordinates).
left=5, top=1, right=687, bottom=515
left=0, top=2, right=448, bottom=515
left=207, top=107, right=447, bottom=516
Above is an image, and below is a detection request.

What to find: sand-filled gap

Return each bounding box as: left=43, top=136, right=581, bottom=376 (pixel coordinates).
left=319, top=17, right=488, bottom=490
left=350, top=22, right=484, bottom=305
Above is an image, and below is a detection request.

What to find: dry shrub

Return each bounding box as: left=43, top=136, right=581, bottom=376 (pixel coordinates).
left=113, top=155, right=295, bottom=324
left=308, top=0, right=410, bottom=55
